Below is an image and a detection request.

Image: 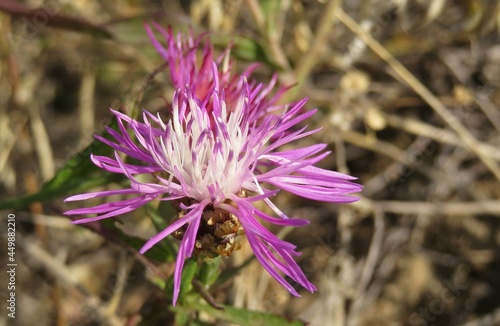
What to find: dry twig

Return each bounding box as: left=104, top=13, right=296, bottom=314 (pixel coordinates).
left=335, top=8, right=500, bottom=182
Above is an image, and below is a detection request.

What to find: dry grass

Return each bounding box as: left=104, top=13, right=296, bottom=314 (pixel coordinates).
left=1, top=0, right=500, bottom=325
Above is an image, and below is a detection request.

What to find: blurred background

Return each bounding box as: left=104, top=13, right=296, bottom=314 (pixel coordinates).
left=1, top=0, right=500, bottom=325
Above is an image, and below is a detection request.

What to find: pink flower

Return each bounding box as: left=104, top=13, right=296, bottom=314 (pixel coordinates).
left=65, top=24, right=362, bottom=305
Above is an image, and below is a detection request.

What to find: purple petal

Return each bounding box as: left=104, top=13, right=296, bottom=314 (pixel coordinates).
left=244, top=231, right=300, bottom=296
left=65, top=196, right=143, bottom=215
left=270, top=175, right=363, bottom=191
left=253, top=208, right=309, bottom=226
left=70, top=194, right=157, bottom=224
left=144, top=22, right=169, bottom=59
left=91, top=155, right=162, bottom=174
left=64, top=188, right=137, bottom=202
left=139, top=199, right=209, bottom=254
left=268, top=180, right=361, bottom=203
left=172, top=204, right=204, bottom=305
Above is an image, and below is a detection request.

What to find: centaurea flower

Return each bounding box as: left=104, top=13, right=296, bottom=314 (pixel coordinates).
left=64, top=24, right=363, bottom=305
left=144, top=23, right=286, bottom=123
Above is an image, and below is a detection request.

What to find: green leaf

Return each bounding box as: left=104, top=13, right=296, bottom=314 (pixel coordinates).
left=190, top=303, right=307, bottom=326
left=162, top=257, right=200, bottom=303
left=261, top=0, right=279, bottom=36
left=47, top=119, right=119, bottom=188
left=0, top=173, right=119, bottom=211
left=148, top=200, right=177, bottom=231
left=211, top=34, right=280, bottom=70
left=179, top=258, right=199, bottom=301
left=144, top=202, right=178, bottom=257
left=170, top=305, right=212, bottom=326
left=197, top=257, right=221, bottom=287
left=96, top=218, right=174, bottom=263
left=0, top=119, right=124, bottom=210
left=173, top=307, right=191, bottom=326
left=119, top=231, right=174, bottom=263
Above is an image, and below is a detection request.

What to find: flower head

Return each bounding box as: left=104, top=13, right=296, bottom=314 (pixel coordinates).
left=64, top=23, right=363, bottom=305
